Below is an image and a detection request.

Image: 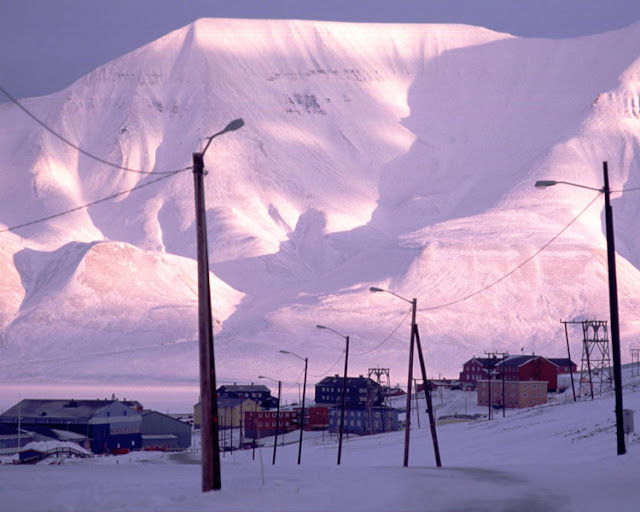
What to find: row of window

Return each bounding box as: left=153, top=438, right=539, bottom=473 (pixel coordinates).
left=256, top=412, right=294, bottom=418
left=110, top=426, right=141, bottom=435
left=320, top=387, right=368, bottom=393
left=257, top=422, right=291, bottom=428
left=480, top=382, right=542, bottom=389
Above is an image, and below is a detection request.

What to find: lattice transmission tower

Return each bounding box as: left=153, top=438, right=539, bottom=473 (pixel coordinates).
left=631, top=348, right=640, bottom=377
left=579, top=320, right=612, bottom=399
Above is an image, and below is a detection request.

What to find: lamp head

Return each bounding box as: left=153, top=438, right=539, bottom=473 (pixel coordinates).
left=279, top=350, right=290, bottom=354
left=369, top=287, right=385, bottom=293
left=535, top=180, right=557, bottom=189
left=223, top=118, right=245, bottom=133
left=316, top=325, right=327, bottom=329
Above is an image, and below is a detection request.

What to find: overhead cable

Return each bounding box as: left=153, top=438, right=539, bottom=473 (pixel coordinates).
left=309, top=350, right=345, bottom=378
left=0, top=83, right=191, bottom=175
left=0, top=168, right=189, bottom=234
left=352, top=308, right=412, bottom=356
left=419, top=192, right=602, bottom=312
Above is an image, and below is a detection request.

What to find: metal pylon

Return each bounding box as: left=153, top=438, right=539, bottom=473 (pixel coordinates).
left=631, top=348, right=640, bottom=377
left=579, top=320, right=612, bottom=398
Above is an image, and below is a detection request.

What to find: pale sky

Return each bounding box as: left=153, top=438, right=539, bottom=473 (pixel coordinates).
left=1, top=0, right=640, bottom=100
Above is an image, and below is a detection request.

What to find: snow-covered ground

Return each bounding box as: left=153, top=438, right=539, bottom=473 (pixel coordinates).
left=2, top=376, right=639, bottom=512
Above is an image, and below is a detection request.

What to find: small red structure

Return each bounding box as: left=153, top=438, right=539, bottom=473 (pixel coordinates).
left=306, top=407, right=329, bottom=430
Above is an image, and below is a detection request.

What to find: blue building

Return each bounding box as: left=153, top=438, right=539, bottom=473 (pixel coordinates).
left=0, top=424, right=35, bottom=455
left=217, top=384, right=276, bottom=408
left=328, top=406, right=398, bottom=436
left=315, top=375, right=384, bottom=408
left=0, top=399, right=142, bottom=454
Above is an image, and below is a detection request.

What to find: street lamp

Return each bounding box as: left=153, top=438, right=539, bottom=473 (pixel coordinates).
left=370, top=287, right=416, bottom=466
left=258, top=375, right=281, bottom=465
left=280, top=350, right=308, bottom=464
left=193, top=118, right=244, bottom=492
left=535, top=161, right=625, bottom=455
left=369, top=287, right=441, bottom=467
left=316, top=324, right=350, bottom=465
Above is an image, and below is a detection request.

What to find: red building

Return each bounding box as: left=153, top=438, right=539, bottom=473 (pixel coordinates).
left=461, top=355, right=576, bottom=393
left=307, top=406, right=329, bottom=431
left=244, top=410, right=298, bottom=439
left=495, top=355, right=560, bottom=392
left=548, top=358, right=578, bottom=375
left=244, top=406, right=329, bottom=439
left=459, top=357, right=497, bottom=390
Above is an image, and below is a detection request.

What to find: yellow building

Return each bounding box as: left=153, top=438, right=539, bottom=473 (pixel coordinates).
left=194, top=397, right=263, bottom=429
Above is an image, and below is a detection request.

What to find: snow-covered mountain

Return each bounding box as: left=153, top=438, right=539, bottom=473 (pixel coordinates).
left=1, top=18, right=640, bottom=393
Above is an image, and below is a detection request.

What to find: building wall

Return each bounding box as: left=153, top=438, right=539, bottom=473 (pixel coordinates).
left=141, top=411, right=191, bottom=450
left=218, top=386, right=271, bottom=402
left=328, top=407, right=398, bottom=435
left=244, top=410, right=298, bottom=439
left=459, top=360, right=488, bottom=389
left=518, top=359, right=557, bottom=391
left=89, top=402, right=142, bottom=454
left=195, top=399, right=263, bottom=429
left=477, top=380, right=548, bottom=409
left=219, top=400, right=262, bottom=429
left=315, top=378, right=383, bottom=408
left=0, top=431, right=35, bottom=455
left=307, top=407, right=329, bottom=430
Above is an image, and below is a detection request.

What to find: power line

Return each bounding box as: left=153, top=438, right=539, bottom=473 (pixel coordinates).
left=284, top=367, right=306, bottom=392
left=420, top=192, right=602, bottom=312
left=352, top=308, right=412, bottom=356
left=0, top=339, right=196, bottom=371
left=0, top=83, right=191, bottom=176
left=309, top=350, right=345, bottom=378
left=0, top=168, right=189, bottom=234
left=613, top=186, right=640, bottom=192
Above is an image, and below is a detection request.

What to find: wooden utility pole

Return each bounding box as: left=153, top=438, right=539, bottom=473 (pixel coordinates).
left=193, top=118, right=244, bottom=491
left=193, top=151, right=222, bottom=491
left=414, top=325, right=442, bottom=467
left=484, top=352, right=508, bottom=418
left=561, top=320, right=580, bottom=402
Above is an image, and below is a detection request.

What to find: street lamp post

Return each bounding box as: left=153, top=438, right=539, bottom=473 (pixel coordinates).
left=369, top=287, right=441, bottom=467
left=535, top=160, right=625, bottom=455
left=193, top=118, right=244, bottom=492
left=316, top=325, right=350, bottom=465
left=280, top=350, right=308, bottom=464
left=258, top=375, right=281, bottom=465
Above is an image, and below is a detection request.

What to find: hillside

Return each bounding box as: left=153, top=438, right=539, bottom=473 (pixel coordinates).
left=1, top=19, right=640, bottom=394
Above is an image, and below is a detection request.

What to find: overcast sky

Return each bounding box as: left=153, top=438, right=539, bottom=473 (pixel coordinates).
left=2, top=0, right=640, bottom=101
